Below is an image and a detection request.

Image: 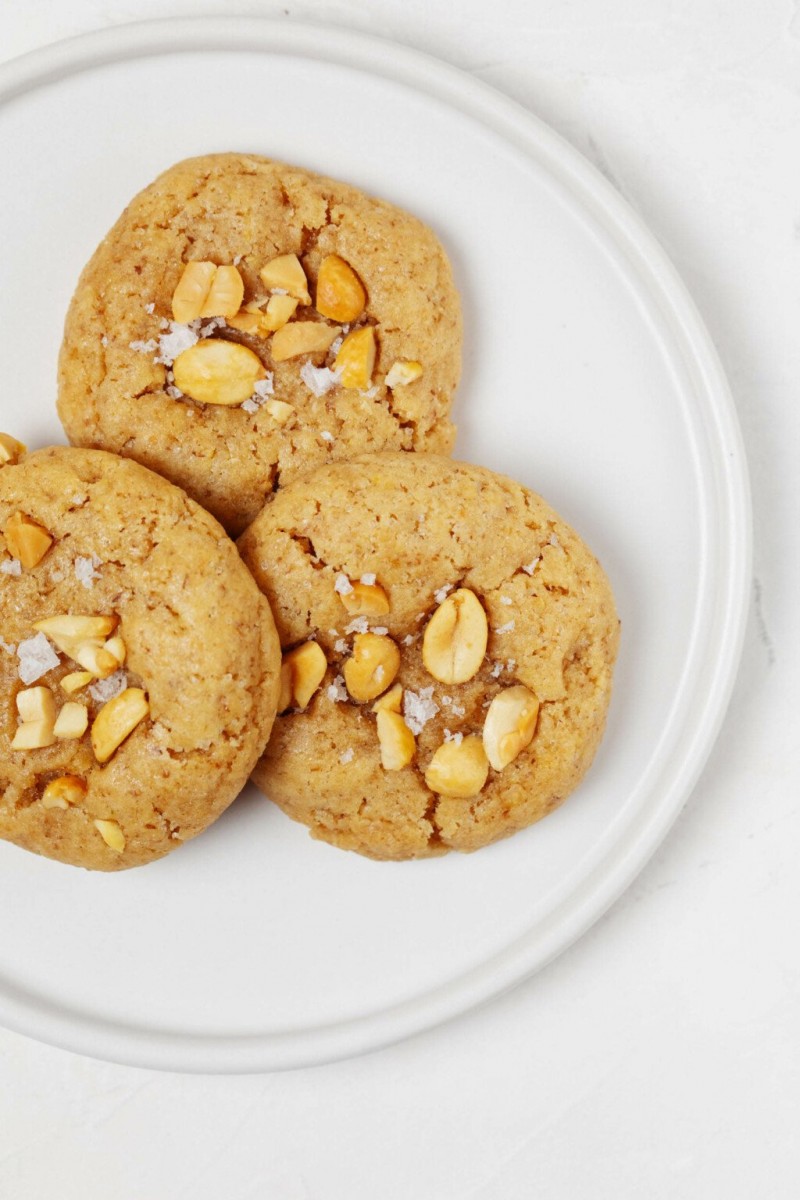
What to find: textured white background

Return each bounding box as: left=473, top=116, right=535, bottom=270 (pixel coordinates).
left=1, top=1, right=797, bottom=1196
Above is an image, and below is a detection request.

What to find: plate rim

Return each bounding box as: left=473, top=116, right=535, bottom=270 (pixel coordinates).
left=0, top=15, right=752, bottom=1073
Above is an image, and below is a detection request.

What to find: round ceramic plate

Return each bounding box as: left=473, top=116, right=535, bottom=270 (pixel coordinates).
left=0, top=18, right=750, bottom=1073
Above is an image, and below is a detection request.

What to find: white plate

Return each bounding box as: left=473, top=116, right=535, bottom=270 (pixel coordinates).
left=0, top=18, right=750, bottom=1073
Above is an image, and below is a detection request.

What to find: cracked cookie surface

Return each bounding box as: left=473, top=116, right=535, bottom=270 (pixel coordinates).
left=57, top=153, right=462, bottom=535
left=238, top=453, right=620, bottom=860
left=0, top=446, right=281, bottom=870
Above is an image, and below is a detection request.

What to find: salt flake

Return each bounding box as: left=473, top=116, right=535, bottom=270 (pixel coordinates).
left=360, top=573, right=376, bottom=586
left=335, top=574, right=354, bottom=595
left=0, top=558, right=22, bottom=576
left=345, top=616, right=370, bottom=634
left=89, top=670, right=128, bottom=704
left=403, top=686, right=440, bottom=736
left=434, top=583, right=453, bottom=604
left=300, top=361, right=340, bottom=397
left=326, top=675, right=348, bottom=703
left=339, top=748, right=354, bottom=764
left=74, top=554, right=102, bottom=589
left=17, top=633, right=59, bottom=684
left=494, top=621, right=515, bottom=634
left=155, top=322, right=199, bottom=365
left=522, top=558, right=540, bottom=575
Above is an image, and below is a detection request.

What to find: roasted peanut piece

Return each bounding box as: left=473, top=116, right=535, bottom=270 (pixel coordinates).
left=90, top=687, right=149, bottom=763
left=4, top=512, right=53, bottom=569
left=315, top=255, right=367, bottom=322
left=422, top=588, right=488, bottom=684
left=264, top=399, right=295, bottom=425
left=278, top=660, right=294, bottom=712
left=171, top=261, right=217, bottom=322
left=385, top=360, right=423, bottom=389
left=376, top=709, right=416, bottom=770
left=372, top=683, right=403, bottom=714
left=343, top=633, right=400, bottom=703
left=200, top=264, right=245, bottom=318
left=259, top=254, right=311, bottom=304
left=16, top=686, right=56, bottom=724
left=271, top=321, right=340, bottom=362
left=11, top=720, right=56, bottom=750
left=282, top=641, right=327, bottom=710
left=261, top=294, right=299, bottom=332
left=34, top=614, right=117, bottom=651
left=60, top=671, right=94, bottom=695
left=42, top=775, right=87, bottom=809
left=226, top=308, right=263, bottom=334
left=0, top=432, right=26, bottom=466
left=173, top=339, right=266, bottom=407
left=482, top=685, right=540, bottom=771
left=337, top=579, right=390, bottom=617
left=72, top=642, right=120, bottom=679
left=424, top=736, right=490, bottom=798
left=94, top=818, right=125, bottom=853
left=104, top=636, right=127, bottom=667
left=334, top=327, right=376, bottom=390
left=53, top=701, right=89, bottom=740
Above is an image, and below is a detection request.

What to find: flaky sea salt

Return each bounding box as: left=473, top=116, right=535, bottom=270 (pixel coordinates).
left=0, top=558, right=22, bottom=576
left=335, top=573, right=353, bottom=595
left=326, top=675, right=348, bottom=703
left=89, top=670, right=128, bottom=704
left=101, top=335, right=109, bottom=347
left=443, top=729, right=464, bottom=745
left=339, top=748, right=354, bottom=765
left=372, top=626, right=389, bottom=636
left=233, top=254, right=243, bottom=266
left=0, top=636, right=16, bottom=654
left=129, top=337, right=158, bottom=354
left=155, top=321, right=198, bottom=365
left=360, top=573, right=376, bottom=586
left=403, top=686, right=440, bottom=736
left=144, top=301, right=155, bottom=314
left=450, top=703, right=466, bottom=718
left=334, top=638, right=348, bottom=654
left=253, top=376, right=274, bottom=398
left=320, top=430, right=335, bottom=444
left=300, top=361, right=340, bottom=397
left=500, top=596, right=513, bottom=606
left=345, top=616, right=370, bottom=634
left=548, top=533, right=560, bottom=547
left=490, top=662, right=503, bottom=678
left=521, top=558, right=540, bottom=575
left=241, top=398, right=260, bottom=414
left=434, top=583, right=453, bottom=604
left=17, top=633, right=59, bottom=684
left=494, top=620, right=515, bottom=634
left=329, top=336, right=343, bottom=357
left=74, top=554, right=102, bottom=589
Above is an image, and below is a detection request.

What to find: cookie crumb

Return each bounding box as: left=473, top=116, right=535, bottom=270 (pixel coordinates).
left=403, top=686, right=440, bottom=735
left=17, top=633, right=60, bottom=684
left=74, top=554, right=102, bottom=589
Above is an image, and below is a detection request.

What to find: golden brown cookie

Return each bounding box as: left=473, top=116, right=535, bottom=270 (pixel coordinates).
left=238, top=454, right=620, bottom=860
left=58, top=153, right=462, bottom=535
left=0, top=443, right=281, bottom=870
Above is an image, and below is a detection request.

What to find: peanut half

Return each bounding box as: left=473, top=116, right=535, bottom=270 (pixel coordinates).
left=12, top=686, right=56, bottom=750
left=171, top=261, right=244, bottom=322
left=53, top=701, right=89, bottom=741
left=41, top=775, right=87, bottom=810
left=93, top=818, right=125, bottom=853
left=343, top=633, right=400, bottom=703
left=424, top=736, right=489, bottom=798
left=271, top=321, right=340, bottom=362
left=173, top=339, right=266, bottom=407
left=482, top=685, right=539, bottom=772
left=422, top=588, right=488, bottom=684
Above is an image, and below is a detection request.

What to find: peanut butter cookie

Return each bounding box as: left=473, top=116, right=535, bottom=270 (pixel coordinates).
left=58, top=153, right=462, bottom=534
left=0, top=444, right=280, bottom=870
left=238, top=454, right=620, bottom=860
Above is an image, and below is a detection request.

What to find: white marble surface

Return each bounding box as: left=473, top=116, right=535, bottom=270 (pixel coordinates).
left=0, top=1, right=797, bottom=1195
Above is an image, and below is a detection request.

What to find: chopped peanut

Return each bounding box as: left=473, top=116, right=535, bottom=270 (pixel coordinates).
left=171, top=261, right=217, bottom=322
left=271, top=321, right=340, bottom=362
left=60, top=671, right=94, bottom=695
left=337, top=579, right=390, bottom=617
left=376, top=709, right=416, bottom=771
left=200, top=264, right=244, bottom=318
left=372, top=683, right=403, bottom=714
left=264, top=399, right=295, bottom=425
left=90, top=688, right=149, bottom=763
left=334, top=327, right=376, bottom=390
left=315, top=255, right=366, bottom=323
left=385, top=360, right=423, bottom=389
left=42, top=774, right=87, bottom=809
left=94, top=818, right=125, bottom=853
left=4, top=512, right=53, bottom=569
left=0, top=433, right=26, bottom=466
left=259, top=254, right=311, bottom=305
left=53, top=701, right=89, bottom=741
left=261, top=294, right=299, bottom=332
left=282, top=642, right=327, bottom=710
